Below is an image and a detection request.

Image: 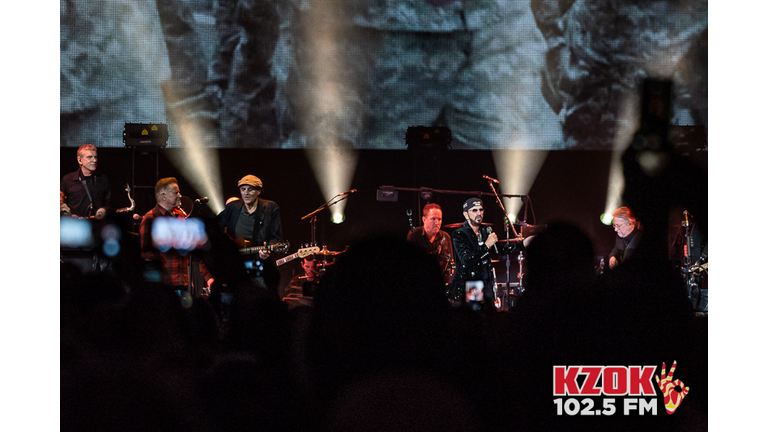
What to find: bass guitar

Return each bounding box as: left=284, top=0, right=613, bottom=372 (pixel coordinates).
left=276, top=246, right=321, bottom=267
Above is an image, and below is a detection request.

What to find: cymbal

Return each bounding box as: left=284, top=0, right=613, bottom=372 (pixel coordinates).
left=316, top=247, right=342, bottom=256
left=443, top=222, right=493, bottom=229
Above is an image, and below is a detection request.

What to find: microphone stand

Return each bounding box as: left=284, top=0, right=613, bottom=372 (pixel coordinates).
left=681, top=210, right=699, bottom=306
left=301, top=192, right=352, bottom=246
left=486, top=179, right=521, bottom=310
left=515, top=196, right=532, bottom=297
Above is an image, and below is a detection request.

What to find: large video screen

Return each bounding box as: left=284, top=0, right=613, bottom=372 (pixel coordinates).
left=60, top=0, right=707, bottom=150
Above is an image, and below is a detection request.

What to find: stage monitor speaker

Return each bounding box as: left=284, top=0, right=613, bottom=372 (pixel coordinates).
left=123, top=123, right=169, bottom=148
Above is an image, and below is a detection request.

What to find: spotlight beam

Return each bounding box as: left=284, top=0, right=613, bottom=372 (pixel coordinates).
left=602, top=92, right=643, bottom=223
left=165, top=122, right=224, bottom=214
left=492, top=150, right=548, bottom=224
left=300, top=2, right=360, bottom=226
left=305, top=147, right=358, bottom=223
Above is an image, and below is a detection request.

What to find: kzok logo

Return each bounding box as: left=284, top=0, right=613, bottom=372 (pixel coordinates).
left=554, top=365, right=656, bottom=396
left=552, top=362, right=690, bottom=416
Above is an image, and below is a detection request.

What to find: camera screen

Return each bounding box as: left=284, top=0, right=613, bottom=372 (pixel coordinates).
left=151, top=217, right=209, bottom=252
left=465, top=280, right=484, bottom=303
left=60, top=217, right=94, bottom=249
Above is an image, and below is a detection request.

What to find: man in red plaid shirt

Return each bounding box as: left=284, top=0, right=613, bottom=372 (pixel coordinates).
left=140, top=177, right=213, bottom=290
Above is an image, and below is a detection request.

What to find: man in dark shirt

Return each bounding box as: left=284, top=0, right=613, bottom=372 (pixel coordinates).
left=284, top=255, right=319, bottom=298
left=608, top=206, right=642, bottom=269
left=60, top=144, right=111, bottom=218
left=406, top=203, right=454, bottom=286
left=217, top=175, right=283, bottom=251
left=217, top=174, right=284, bottom=293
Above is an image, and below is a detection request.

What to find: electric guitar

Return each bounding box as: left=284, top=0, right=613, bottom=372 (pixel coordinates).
left=239, top=242, right=290, bottom=256
left=276, top=246, right=321, bottom=267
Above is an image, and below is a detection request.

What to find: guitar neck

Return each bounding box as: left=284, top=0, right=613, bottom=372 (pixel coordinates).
left=276, top=246, right=321, bottom=266
left=276, top=253, right=300, bottom=267
left=240, top=242, right=288, bottom=255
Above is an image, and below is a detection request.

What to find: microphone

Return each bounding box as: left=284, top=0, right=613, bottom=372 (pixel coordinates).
left=195, top=197, right=209, bottom=204
left=486, top=226, right=499, bottom=254
left=339, top=189, right=358, bottom=196
left=483, top=175, right=499, bottom=184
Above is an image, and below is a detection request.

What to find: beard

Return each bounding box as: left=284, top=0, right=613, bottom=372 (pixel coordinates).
left=467, top=216, right=483, bottom=227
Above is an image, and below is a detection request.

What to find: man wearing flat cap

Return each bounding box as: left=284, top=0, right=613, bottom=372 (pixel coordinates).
left=451, top=197, right=522, bottom=306
left=218, top=175, right=283, bottom=250
left=217, top=174, right=284, bottom=292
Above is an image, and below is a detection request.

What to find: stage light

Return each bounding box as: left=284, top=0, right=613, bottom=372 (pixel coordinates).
left=600, top=213, right=613, bottom=225
left=332, top=213, right=345, bottom=224
left=492, top=150, right=548, bottom=223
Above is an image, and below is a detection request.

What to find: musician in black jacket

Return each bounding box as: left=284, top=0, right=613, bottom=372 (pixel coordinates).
left=217, top=175, right=283, bottom=255
left=217, top=174, right=283, bottom=293
left=608, top=206, right=642, bottom=269
left=451, top=197, right=523, bottom=305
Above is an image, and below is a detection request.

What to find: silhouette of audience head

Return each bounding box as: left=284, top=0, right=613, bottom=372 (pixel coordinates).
left=524, top=221, right=596, bottom=295
left=309, top=235, right=450, bottom=391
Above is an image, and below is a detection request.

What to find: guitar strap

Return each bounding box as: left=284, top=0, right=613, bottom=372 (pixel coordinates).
left=80, top=177, right=94, bottom=216
left=252, top=198, right=267, bottom=244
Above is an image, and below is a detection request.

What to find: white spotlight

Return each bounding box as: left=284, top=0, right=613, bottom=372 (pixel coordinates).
left=603, top=92, right=642, bottom=224
left=166, top=122, right=224, bottom=213
left=306, top=146, right=358, bottom=224
left=492, top=150, right=548, bottom=221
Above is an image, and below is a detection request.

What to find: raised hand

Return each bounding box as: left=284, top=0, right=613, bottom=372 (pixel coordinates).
left=655, top=360, right=690, bottom=414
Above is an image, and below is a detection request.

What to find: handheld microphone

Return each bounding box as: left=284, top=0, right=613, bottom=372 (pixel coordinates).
left=195, top=197, right=209, bottom=204
left=486, top=226, right=499, bottom=254
left=483, top=175, right=500, bottom=184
